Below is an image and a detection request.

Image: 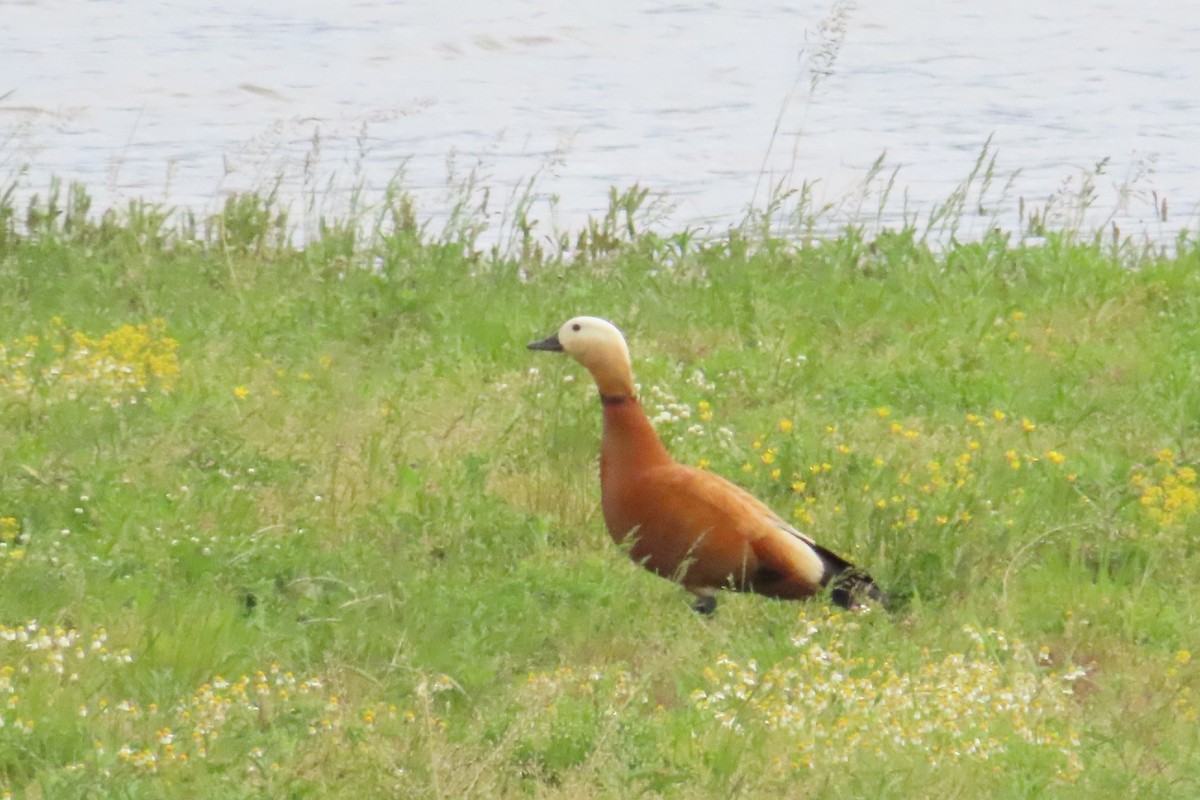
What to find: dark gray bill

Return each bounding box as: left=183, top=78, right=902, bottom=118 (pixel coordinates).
left=528, top=333, right=564, bottom=352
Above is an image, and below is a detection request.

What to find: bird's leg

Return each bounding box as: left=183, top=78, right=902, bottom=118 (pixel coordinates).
left=691, top=592, right=718, bottom=615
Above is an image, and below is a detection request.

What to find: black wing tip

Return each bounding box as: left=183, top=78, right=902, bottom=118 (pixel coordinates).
left=811, top=542, right=889, bottom=611
left=829, top=571, right=888, bottom=611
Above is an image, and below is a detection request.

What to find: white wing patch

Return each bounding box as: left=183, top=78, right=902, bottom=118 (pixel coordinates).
left=769, top=516, right=817, bottom=547
left=766, top=517, right=825, bottom=585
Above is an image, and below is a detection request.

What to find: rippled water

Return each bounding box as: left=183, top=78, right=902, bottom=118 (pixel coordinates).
left=3, top=0, right=1197, bottom=243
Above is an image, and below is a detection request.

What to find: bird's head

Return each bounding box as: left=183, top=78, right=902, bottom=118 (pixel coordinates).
left=529, top=316, right=635, bottom=398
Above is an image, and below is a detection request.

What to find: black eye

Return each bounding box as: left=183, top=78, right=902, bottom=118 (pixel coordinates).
left=572, top=323, right=581, bottom=331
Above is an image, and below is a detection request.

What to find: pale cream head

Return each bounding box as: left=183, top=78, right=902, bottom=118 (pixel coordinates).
left=529, top=316, right=636, bottom=398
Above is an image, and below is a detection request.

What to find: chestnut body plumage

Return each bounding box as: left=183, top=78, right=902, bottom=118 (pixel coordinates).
left=530, top=316, right=882, bottom=613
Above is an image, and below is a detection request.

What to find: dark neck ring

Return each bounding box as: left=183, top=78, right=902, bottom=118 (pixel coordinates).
left=600, top=394, right=632, bottom=406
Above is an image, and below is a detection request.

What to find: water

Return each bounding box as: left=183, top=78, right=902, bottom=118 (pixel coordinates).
left=3, top=0, right=1197, bottom=244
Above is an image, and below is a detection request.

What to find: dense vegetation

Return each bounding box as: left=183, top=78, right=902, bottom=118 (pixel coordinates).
left=1, top=178, right=1198, bottom=798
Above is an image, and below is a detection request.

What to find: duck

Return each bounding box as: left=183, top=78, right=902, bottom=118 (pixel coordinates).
left=529, top=315, right=884, bottom=614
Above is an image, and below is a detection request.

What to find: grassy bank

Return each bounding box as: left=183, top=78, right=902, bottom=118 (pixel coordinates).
left=1, top=179, right=1199, bottom=798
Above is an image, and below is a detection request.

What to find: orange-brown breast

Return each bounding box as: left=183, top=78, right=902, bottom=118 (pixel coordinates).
left=599, top=399, right=825, bottom=598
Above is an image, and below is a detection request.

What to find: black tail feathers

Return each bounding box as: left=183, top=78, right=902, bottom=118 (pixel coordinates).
left=812, top=543, right=887, bottom=610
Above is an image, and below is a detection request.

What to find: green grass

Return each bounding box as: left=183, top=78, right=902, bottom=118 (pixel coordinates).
left=1, top=175, right=1199, bottom=799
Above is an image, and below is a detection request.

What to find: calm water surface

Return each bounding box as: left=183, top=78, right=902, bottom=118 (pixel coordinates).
left=3, top=0, right=1197, bottom=243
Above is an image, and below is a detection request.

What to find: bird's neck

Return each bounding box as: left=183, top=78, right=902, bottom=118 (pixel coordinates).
left=584, top=352, right=635, bottom=398
left=601, top=396, right=672, bottom=474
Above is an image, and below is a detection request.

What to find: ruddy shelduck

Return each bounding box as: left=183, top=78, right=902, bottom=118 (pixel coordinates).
left=529, top=316, right=884, bottom=614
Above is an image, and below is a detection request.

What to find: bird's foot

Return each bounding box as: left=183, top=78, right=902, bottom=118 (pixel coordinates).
left=691, top=594, right=718, bottom=615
